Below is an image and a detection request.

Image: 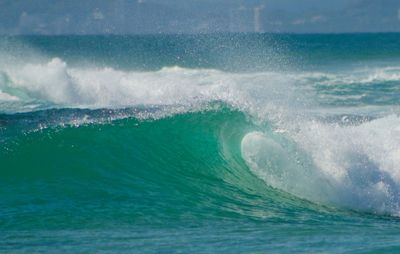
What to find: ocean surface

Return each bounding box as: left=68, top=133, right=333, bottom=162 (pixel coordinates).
left=1, top=34, right=400, bottom=253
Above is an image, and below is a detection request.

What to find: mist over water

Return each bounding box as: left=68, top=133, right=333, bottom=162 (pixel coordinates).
left=1, top=34, right=400, bottom=253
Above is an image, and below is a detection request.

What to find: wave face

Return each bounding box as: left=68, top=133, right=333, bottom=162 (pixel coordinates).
left=2, top=34, right=400, bottom=253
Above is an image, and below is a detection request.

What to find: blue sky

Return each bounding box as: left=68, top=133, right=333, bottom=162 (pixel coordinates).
left=0, top=0, right=399, bottom=34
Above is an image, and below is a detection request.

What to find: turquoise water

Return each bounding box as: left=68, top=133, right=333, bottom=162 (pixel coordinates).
left=1, top=34, right=400, bottom=253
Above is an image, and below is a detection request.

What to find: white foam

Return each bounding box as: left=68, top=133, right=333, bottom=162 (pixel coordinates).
left=3, top=57, right=400, bottom=113
left=242, top=115, right=400, bottom=215
left=1, top=57, right=309, bottom=119
left=294, top=66, right=400, bottom=86
left=0, top=91, right=18, bottom=101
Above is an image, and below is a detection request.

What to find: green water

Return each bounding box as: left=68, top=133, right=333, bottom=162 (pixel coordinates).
left=1, top=34, right=400, bottom=253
